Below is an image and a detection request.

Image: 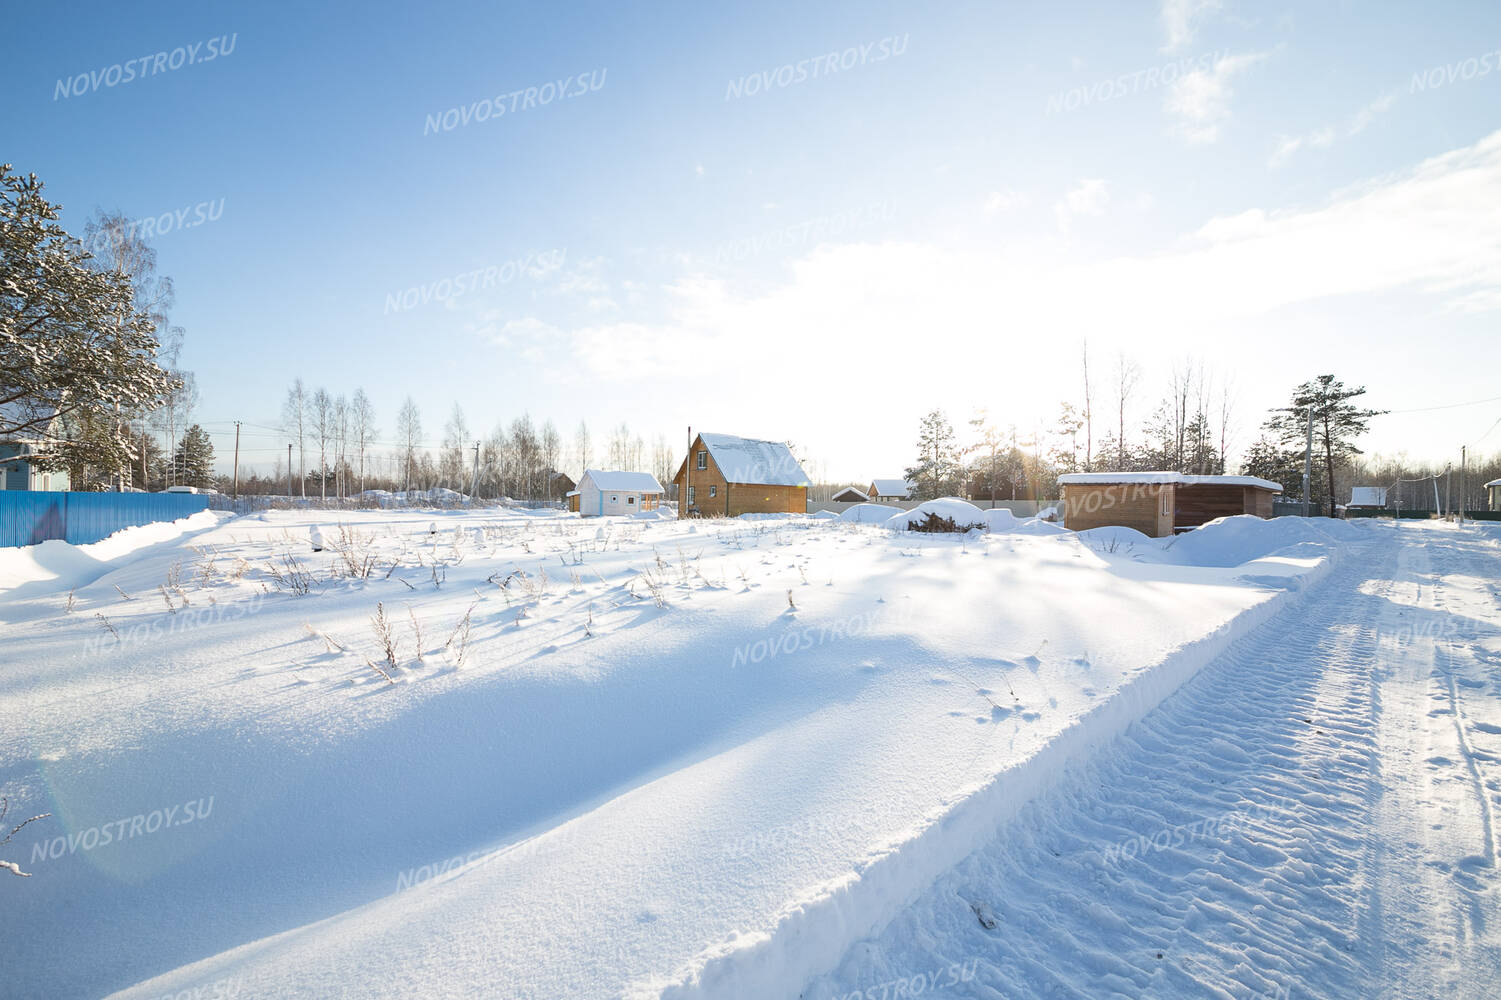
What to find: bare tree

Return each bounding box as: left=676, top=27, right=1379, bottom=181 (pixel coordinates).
left=541, top=420, right=562, bottom=494
left=310, top=388, right=333, bottom=499
left=511, top=415, right=540, bottom=499
left=282, top=379, right=308, bottom=497
left=333, top=394, right=349, bottom=498
left=396, top=397, right=422, bottom=494
left=651, top=434, right=674, bottom=488
left=440, top=404, right=469, bottom=489
left=1216, top=374, right=1237, bottom=474
left=1081, top=339, right=1094, bottom=471
left=154, top=364, right=196, bottom=486
left=607, top=422, right=633, bottom=469
left=351, top=388, right=376, bottom=495
left=1113, top=352, right=1141, bottom=470
left=574, top=420, right=592, bottom=477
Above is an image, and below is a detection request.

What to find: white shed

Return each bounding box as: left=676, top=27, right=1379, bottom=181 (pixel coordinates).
left=576, top=469, right=665, bottom=517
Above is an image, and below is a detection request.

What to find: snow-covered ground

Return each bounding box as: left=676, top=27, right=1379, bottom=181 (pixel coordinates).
left=802, top=519, right=1501, bottom=1000
left=2, top=508, right=1489, bottom=998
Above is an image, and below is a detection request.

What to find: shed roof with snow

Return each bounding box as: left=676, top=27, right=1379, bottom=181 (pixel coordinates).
left=869, top=478, right=915, bottom=497
left=696, top=433, right=808, bottom=486
left=581, top=469, right=664, bottom=493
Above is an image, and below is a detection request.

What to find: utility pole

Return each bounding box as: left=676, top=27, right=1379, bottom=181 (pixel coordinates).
left=1446, top=465, right=1452, bottom=519
left=232, top=421, right=242, bottom=499
left=471, top=440, right=481, bottom=501
left=1432, top=474, right=1440, bottom=516
left=1302, top=404, right=1313, bottom=518
left=1461, top=446, right=1467, bottom=526
left=287, top=443, right=293, bottom=499
left=684, top=425, right=692, bottom=520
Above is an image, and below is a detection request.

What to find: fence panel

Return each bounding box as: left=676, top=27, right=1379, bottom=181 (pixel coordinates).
left=0, top=492, right=210, bottom=548
left=0, top=493, right=67, bottom=547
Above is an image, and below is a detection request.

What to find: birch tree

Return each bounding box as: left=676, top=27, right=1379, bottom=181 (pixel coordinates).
left=282, top=379, right=308, bottom=497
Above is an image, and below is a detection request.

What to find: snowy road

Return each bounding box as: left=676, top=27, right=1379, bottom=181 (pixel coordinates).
left=804, top=521, right=1501, bottom=1000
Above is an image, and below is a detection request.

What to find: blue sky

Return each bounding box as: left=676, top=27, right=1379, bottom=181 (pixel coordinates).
left=6, top=0, right=1501, bottom=479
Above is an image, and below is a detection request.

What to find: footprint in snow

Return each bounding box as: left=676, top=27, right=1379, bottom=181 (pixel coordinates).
left=969, top=901, right=998, bottom=930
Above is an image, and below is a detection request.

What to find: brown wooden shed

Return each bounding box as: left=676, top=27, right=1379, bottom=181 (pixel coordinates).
left=672, top=432, right=809, bottom=518
left=1058, top=473, right=1282, bottom=538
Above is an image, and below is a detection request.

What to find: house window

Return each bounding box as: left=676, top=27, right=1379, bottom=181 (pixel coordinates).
left=610, top=496, right=619, bottom=503
left=627, top=496, right=635, bottom=505
left=687, top=486, right=696, bottom=505
left=1161, top=493, right=1171, bottom=517
left=696, top=451, right=707, bottom=470
left=709, top=485, right=717, bottom=498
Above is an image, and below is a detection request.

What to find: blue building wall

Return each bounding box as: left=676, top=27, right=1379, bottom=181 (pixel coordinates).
left=0, top=492, right=210, bottom=547
left=0, top=442, right=70, bottom=491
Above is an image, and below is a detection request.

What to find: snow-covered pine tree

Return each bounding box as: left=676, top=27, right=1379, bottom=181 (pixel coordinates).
left=1, top=165, right=176, bottom=479
left=905, top=409, right=962, bottom=501
left=171, top=424, right=216, bottom=489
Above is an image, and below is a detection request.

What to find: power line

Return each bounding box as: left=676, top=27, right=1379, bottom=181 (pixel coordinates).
left=1468, top=413, right=1501, bottom=449
left=1381, top=394, right=1501, bottom=415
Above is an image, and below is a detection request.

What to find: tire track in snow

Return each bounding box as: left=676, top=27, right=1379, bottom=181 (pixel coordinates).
left=804, top=528, right=1501, bottom=1000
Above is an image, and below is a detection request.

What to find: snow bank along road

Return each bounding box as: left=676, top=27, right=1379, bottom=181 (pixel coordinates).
left=0, top=507, right=1472, bottom=998
left=805, top=520, right=1501, bottom=1000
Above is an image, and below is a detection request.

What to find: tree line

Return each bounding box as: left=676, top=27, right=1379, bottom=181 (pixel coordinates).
left=898, top=354, right=1490, bottom=516
left=215, top=388, right=685, bottom=502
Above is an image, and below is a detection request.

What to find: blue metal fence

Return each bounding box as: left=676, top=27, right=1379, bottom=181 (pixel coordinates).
left=0, top=492, right=210, bottom=547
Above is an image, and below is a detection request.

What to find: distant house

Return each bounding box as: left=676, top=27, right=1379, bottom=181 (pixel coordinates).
left=672, top=432, right=809, bottom=517
left=571, top=469, right=664, bottom=517
left=0, top=401, right=69, bottom=492
left=867, top=479, right=914, bottom=502
left=1486, top=478, right=1501, bottom=511
left=831, top=486, right=869, bottom=503
left=1348, top=486, right=1387, bottom=509
left=549, top=471, right=577, bottom=501
left=1059, top=472, right=1282, bottom=538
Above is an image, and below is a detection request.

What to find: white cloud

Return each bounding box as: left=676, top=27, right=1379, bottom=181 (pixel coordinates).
left=511, top=130, right=1501, bottom=473
left=983, top=190, right=1028, bottom=215
left=1165, top=50, right=1266, bottom=143
left=1053, top=179, right=1109, bottom=231
left=1348, top=92, right=1397, bottom=135
left=1269, top=92, right=1397, bottom=166
left=597, top=129, right=1498, bottom=353
left=1161, top=0, right=1223, bottom=51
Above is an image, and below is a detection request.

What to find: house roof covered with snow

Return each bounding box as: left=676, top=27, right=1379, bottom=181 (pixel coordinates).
left=1057, top=472, right=1282, bottom=492
left=1485, top=478, right=1501, bottom=489
left=870, top=478, right=915, bottom=497
left=582, top=469, right=664, bottom=493
left=832, top=486, right=869, bottom=502
left=698, top=433, right=809, bottom=487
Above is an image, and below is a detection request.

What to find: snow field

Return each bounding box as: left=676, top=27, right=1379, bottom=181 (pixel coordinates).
left=0, top=507, right=1373, bottom=998
left=802, top=519, right=1501, bottom=1000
